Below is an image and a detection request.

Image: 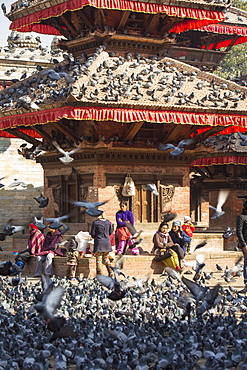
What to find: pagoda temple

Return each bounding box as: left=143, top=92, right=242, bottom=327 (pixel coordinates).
left=2, top=0, right=247, bottom=234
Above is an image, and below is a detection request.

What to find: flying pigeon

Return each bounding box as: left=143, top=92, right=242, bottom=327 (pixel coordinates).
left=163, top=212, right=177, bottom=223
left=44, top=214, right=70, bottom=229
left=193, top=240, right=207, bottom=252
left=34, top=282, right=65, bottom=321
left=97, top=271, right=126, bottom=301
left=0, top=177, right=5, bottom=189
left=142, top=183, right=159, bottom=196
left=157, top=143, right=185, bottom=156
left=72, top=200, right=107, bottom=217
left=222, top=227, right=234, bottom=239
left=33, top=192, right=49, bottom=208
left=8, top=178, right=27, bottom=188
left=124, top=221, right=143, bottom=239
left=0, top=219, right=25, bottom=241
left=209, top=189, right=229, bottom=219
left=52, top=141, right=80, bottom=164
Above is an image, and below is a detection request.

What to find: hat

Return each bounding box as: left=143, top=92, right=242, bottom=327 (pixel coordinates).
left=184, top=216, right=191, bottom=223
left=172, top=220, right=181, bottom=227
left=48, top=221, right=62, bottom=230
left=30, top=223, right=39, bottom=230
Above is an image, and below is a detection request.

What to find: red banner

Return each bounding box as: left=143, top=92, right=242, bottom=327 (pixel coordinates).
left=191, top=155, right=247, bottom=167
left=9, top=0, right=225, bottom=35
left=0, top=106, right=247, bottom=138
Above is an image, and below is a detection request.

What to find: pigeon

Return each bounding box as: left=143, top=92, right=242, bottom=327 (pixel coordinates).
left=157, top=143, right=185, bottom=156
left=8, top=178, right=27, bottom=188
left=196, top=284, right=221, bottom=316
left=72, top=200, right=107, bottom=217
left=209, top=189, right=229, bottom=219
left=216, top=263, right=223, bottom=271
left=52, top=141, right=80, bottom=164
left=0, top=219, right=25, bottom=241
left=163, top=212, right=177, bottom=223
left=0, top=176, right=5, bottom=189
left=123, top=272, right=153, bottom=294
left=1, top=3, right=6, bottom=14
left=96, top=272, right=126, bottom=301
left=142, top=183, right=159, bottom=196
left=33, top=192, right=49, bottom=208
left=124, top=221, right=143, bottom=239
left=34, top=283, right=65, bottom=321
left=238, top=132, right=247, bottom=146
left=222, top=227, right=234, bottom=239
left=182, top=276, right=207, bottom=302
left=44, top=214, right=70, bottom=229
left=194, top=241, right=207, bottom=251
left=33, top=216, right=46, bottom=230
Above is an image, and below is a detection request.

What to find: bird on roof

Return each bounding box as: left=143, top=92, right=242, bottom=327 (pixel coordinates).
left=1, top=3, right=6, bottom=14
left=209, top=189, right=229, bottom=219
left=52, top=141, right=80, bottom=164
left=33, top=192, right=49, bottom=208
left=72, top=200, right=107, bottom=217
left=238, top=132, right=247, bottom=146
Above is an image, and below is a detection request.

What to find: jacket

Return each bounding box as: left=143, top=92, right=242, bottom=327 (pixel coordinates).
left=182, top=223, right=195, bottom=238
left=90, top=219, right=113, bottom=252
left=152, top=232, right=174, bottom=254
left=236, top=211, right=247, bottom=249
left=40, top=230, right=65, bottom=256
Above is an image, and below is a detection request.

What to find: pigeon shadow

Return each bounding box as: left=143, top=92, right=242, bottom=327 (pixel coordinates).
left=150, top=258, right=165, bottom=274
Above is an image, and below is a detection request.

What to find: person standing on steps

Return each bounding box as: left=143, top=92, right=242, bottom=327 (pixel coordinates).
left=236, top=200, right=247, bottom=292
left=115, top=201, right=139, bottom=255
left=90, top=212, right=113, bottom=277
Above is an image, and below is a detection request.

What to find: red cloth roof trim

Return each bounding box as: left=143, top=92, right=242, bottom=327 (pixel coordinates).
left=0, top=107, right=247, bottom=137
left=9, top=0, right=225, bottom=35
left=191, top=155, right=247, bottom=167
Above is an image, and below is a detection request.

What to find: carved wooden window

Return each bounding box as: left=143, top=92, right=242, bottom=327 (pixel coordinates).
left=47, top=174, right=93, bottom=222
left=106, top=173, right=179, bottom=223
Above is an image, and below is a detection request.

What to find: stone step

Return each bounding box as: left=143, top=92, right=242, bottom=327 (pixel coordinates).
left=0, top=251, right=242, bottom=279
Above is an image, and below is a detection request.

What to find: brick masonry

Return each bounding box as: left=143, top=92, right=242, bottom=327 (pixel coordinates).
left=0, top=137, right=44, bottom=235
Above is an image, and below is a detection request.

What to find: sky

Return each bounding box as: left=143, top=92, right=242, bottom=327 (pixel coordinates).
left=0, top=0, right=53, bottom=47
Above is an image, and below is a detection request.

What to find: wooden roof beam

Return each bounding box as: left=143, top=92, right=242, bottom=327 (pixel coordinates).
left=117, top=10, right=130, bottom=31
left=52, top=120, right=79, bottom=144
left=4, top=128, right=42, bottom=146
left=60, top=14, right=79, bottom=38
left=144, top=14, right=160, bottom=34
left=162, top=124, right=181, bottom=142
left=42, top=19, right=72, bottom=39
left=32, top=125, right=53, bottom=142
left=123, top=121, right=144, bottom=141
left=77, top=9, right=94, bottom=29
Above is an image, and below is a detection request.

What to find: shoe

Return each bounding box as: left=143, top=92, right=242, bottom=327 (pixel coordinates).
left=176, top=266, right=182, bottom=271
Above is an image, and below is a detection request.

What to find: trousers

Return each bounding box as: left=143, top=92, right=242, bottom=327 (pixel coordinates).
left=35, top=253, right=54, bottom=276
left=117, top=239, right=139, bottom=255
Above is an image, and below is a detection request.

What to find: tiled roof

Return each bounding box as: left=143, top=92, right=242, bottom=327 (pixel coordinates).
left=1, top=48, right=247, bottom=117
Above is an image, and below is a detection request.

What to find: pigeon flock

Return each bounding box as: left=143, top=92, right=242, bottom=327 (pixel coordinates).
left=1, top=258, right=247, bottom=369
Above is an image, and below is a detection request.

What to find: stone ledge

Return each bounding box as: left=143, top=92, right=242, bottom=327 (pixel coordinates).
left=0, top=252, right=243, bottom=278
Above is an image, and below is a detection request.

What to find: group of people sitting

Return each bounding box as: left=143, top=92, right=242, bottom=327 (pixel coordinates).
left=152, top=217, right=195, bottom=271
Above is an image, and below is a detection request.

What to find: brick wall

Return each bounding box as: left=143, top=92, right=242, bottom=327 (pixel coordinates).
left=0, top=137, right=44, bottom=230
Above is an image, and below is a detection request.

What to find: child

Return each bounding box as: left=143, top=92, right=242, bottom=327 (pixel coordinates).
left=182, top=216, right=195, bottom=254
left=66, top=238, right=81, bottom=279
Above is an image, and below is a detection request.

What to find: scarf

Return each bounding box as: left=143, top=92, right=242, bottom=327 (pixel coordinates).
left=157, top=230, right=169, bottom=243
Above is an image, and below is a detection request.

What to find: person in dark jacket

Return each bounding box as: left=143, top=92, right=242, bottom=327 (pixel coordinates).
left=236, top=200, right=247, bottom=290
left=169, top=220, right=191, bottom=257
left=35, top=222, right=67, bottom=277
left=90, top=213, right=113, bottom=276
